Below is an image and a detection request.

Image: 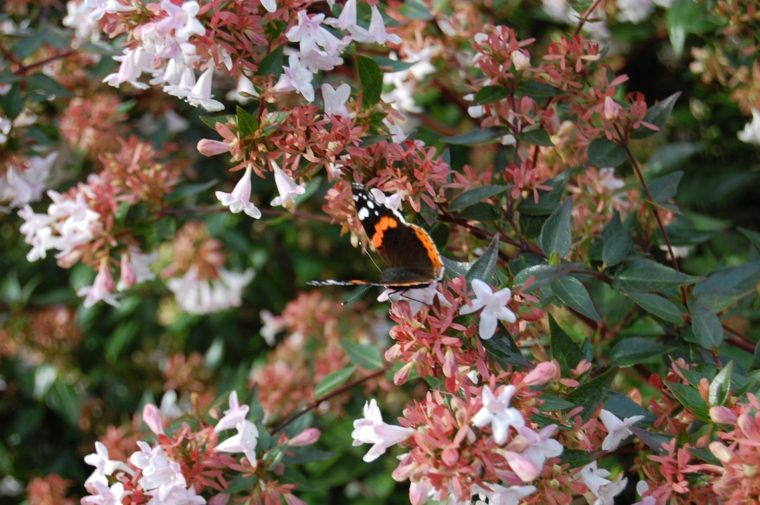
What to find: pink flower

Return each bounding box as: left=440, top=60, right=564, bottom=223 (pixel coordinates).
left=289, top=428, right=321, bottom=446
left=471, top=385, right=524, bottom=445
left=321, top=82, right=351, bottom=116
left=197, top=139, right=231, bottom=157
left=185, top=67, right=224, bottom=112
left=215, top=420, right=259, bottom=468
left=214, top=391, right=250, bottom=433
left=84, top=441, right=132, bottom=486
left=512, top=425, right=563, bottom=480
left=522, top=361, right=560, bottom=386
left=603, top=96, right=623, bottom=120
left=352, top=399, right=413, bottom=462
left=81, top=481, right=127, bottom=505
left=599, top=409, right=644, bottom=451
left=270, top=161, right=306, bottom=209
left=215, top=165, right=262, bottom=218
left=143, top=404, right=164, bottom=435
left=580, top=461, right=627, bottom=505
left=77, top=260, right=119, bottom=308
left=276, top=53, right=316, bottom=102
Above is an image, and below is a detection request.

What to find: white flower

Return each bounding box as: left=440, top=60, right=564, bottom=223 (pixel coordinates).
left=0, top=152, right=56, bottom=209
left=616, top=0, right=654, bottom=23
left=299, top=48, right=343, bottom=72
left=166, top=267, right=254, bottom=315
left=78, top=261, right=120, bottom=308
left=377, top=282, right=442, bottom=316
left=164, top=67, right=196, bottom=99
left=353, top=6, right=401, bottom=45
left=226, top=74, right=258, bottom=104
left=472, top=385, right=524, bottom=445
left=286, top=10, right=347, bottom=56
left=328, top=0, right=359, bottom=31
left=459, top=279, right=517, bottom=340
left=516, top=425, right=564, bottom=475
left=473, top=483, right=536, bottom=505
left=599, top=409, right=644, bottom=451
left=185, top=66, right=224, bottom=112
left=81, top=481, right=127, bottom=505
left=580, top=462, right=628, bottom=505
left=270, top=161, right=306, bottom=209
left=215, top=165, right=262, bottom=218
left=738, top=108, right=760, bottom=145
left=214, top=391, right=250, bottom=433
left=103, top=48, right=150, bottom=90
left=117, top=247, right=157, bottom=290
left=129, top=443, right=204, bottom=504
left=275, top=53, right=315, bottom=102
left=368, top=188, right=405, bottom=213
left=633, top=480, right=657, bottom=505
left=260, top=0, right=276, bottom=13
left=215, top=420, right=259, bottom=468
left=352, top=399, right=413, bottom=462
left=259, top=309, right=285, bottom=346
left=321, top=82, right=351, bottom=116
left=84, top=442, right=132, bottom=486
left=598, top=167, right=625, bottom=191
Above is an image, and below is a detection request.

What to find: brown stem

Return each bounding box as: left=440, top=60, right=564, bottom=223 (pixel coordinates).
left=573, top=0, right=605, bottom=37
left=614, top=124, right=688, bottom=307
left=16, top=49, right=77, bottom=75
left=270, top=368, right=387, bottom=435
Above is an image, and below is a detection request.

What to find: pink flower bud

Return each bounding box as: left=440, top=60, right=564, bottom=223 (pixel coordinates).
left=442, top=447, right=459, bottom=466
left=523, top=361, right=560, bottom=386
left=511, top=50, right=530, bottom=71
left=209, top=494, right=230, bottom=505
left=197, top=139, right=231, bottom=157
left=119, top=252, right=136, bottom=290
left=443, top=349, right=457, bottom=378
left=709, top=441, right=733, bottom=463
left=289, top=428, right=320, bottom=446
left=709, top=406, right=737, bottom=424
left=142, top=404, right=163, bottom=434
left=409, top=479, right=432, bottom=505
left=738, top=412, right=759, bottom=439
left=394, top=362, right=413, bottom=385
left=603, top=96, right=622, bottom=120
left=506, top=450, right=541, bottom=482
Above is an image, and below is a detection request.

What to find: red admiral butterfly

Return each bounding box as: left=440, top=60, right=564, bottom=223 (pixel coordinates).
left=308, top=183, right=444, bottom=290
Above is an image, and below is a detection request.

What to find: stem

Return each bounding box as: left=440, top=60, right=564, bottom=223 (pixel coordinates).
left=16, top=49, right=77, bottom=75
left=573, top=0, right=605, bottom=37
left=270, top=368, right=387, bottom=435
left=614, top=124, right=688, bottom=306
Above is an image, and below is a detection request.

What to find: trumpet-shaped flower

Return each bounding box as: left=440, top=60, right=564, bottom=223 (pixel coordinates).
left=214, top=391, right=250, bottom=433
left=321, top=83, right=351, bottom=116
left=352, top=399, right=413, bottom=462
left=215, top=165, right=262, bottom=218
left=185, top=67, right=224, bottom=112
left=599, top=409, right=644, bottom=451
left=215, top=420, right=259, bottom=468
left=270, top=161, right=306, bottom=209
left=459, top=279, right=517, bottom=339
left=580, top=461, right=627, bottom=505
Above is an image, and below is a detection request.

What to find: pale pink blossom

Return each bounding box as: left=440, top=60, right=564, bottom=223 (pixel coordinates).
left=215, top=420, right=259, bottom=468
left=321, top=83, right=351, bottom=116
left=580, top=461, right=627, bottom=505
left=276, top=53, right=316, bottom=102
left=599, top=409, right=644, bottom=451
left=352, top=398, right=413, bottom=462
left=77, top=261, right=119, bottom=308
left=522, top=361, right=560, bottom=386
left=270, top=161, right=306, bottom=209
left=289, top=428, right=321, bottom=446
left=84, top=442, right=132, bottom=486
left=197, top=139, right=231, bottom=157
left=81, top=481, right=127, bottom=505
left=369, top=187, right=405, bottom=213
left=512, top=425, right=563, bottom=480
left=215, top=165, right=261, bottom=218
left=185, top=67, right=224, bottom=112
left=166, top=267, right=255, bottom=314
left=143, top=404, right=164, bottom=435
left=214, top=391, right=250, bottom=433
left=471, top=385, right=524, bottom=445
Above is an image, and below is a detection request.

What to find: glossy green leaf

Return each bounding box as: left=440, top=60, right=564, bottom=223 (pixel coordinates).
left=314, top=365, right=357, bottom=398
left=257, top=44, right=284, bottom=77
left=398, top=0, right=433, bottom=20
left=441, top=127, right=509, bottom=145
left=549, top=315, right=584, bottom=375
left=566, top=368, right=617, bottom=421
left=517, top=128, right=553, bottom=146
left=633, top=92, right=681, bottom=138
left=688, top=300, right=724, bottom=349
left=560, top=449, right=599, bottom=468
left=46, top=380, right=81, bottom=428
left=341, top=340, right=383, bottom=370
left=516, top=80, right=564, bottom=99
left=601, top=212, right=631, bottom=268
left=588, top=138, right=627, bottom=168
left=708, top=361, right=733, bottom=406
left=739, top=227, right=760, bottom=251
left=610, top=337, right=676, bottom=367
left=518, top=172, right=569, bottom=216
left=466, top=234, right=500, bottom=285
left=551, top=276, right=601, bottom=322
left=624, top=291, right=685, bottom=324
left=357, top=56, right=383, bottom=107
left=692, top=261, right=760, bottom=312
left=514, top=263, right=581, bottom=292
left=648, top=171, right=683, bottom=203
left=449, top=185, right=508, bottom=212
left=236, top=106, right=259, bottom=137
left=666, top=381, right=709, bottom=421
left=475, top=85, right=509, bottom=104
left=540, top=198, right=572, bottom=257
left=614, top=259, right=700, bottom=292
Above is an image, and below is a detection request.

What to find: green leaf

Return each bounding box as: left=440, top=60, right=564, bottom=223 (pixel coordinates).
left=601, top=212, right=631, bottom=268
left=199, top=114, right=230, bottom=129
left=0, top=84, right=23, bottom=119
left=371, top=55, right=418, bottom=72
left=610, top=337, right=676, bottom=367
left=258, top=45, right=284, bottom=77
left=587, top=138, right=627, bottom=168
left=648, top=142, right=701, bottom=173
left=630, top=426, right=672, bottom=451
left=633, top=92, right=682, bottom=138
left=739, top=227, right=760, bottom=251
left=647, top=171, right=683, bottom=204
left=666, top=381, right=709, bottom=421
left=624, top=291, right=685, bottom=324
left=357, top=55, right=383, bottom=107
left=708, top=361, right=733, bottom=406
left=341, top=340, right=383, bottom=371
left=614, top=259, right=700, bottom=292
left=398, top=0, right=433, bottom=20
left=466, top=234, right=500, bottom=285
left=688, top=300, right=724, bottom=349
left=517, top=128, right=553, bottom=146
left=475, top=85, right=509, bottom=104
left=666, top=0, right=704, bottom=57
left=482, top=330, right=532, bottom=369
left=441, top=127, right=508, bottom=145
left=551, top=276, right=601, bottom=322
left=106, top=319, right=139, bottom=362
left=25, top=73, right=73, bottom=99
left=549, top=315, right=584, bottom=375
left=450, top=185, right=508, bottom=212
left=46, top=379, right=81, bottom=427
left=314, top=365, right=357, bottom=398
left=692, top=261, right=760, bottom=312
left=514, top=263, right=581, bottom=292
left=236, top=106, right=259, bottom=137
left=515, top=80, right=564, bottom=99
left=226, top=475, right=259, bottom=493
left=566, top=368, right=617, bottom=421
left=540, top=198, right=572, bottom=257
left=560, top=449, right=599, bottom=468
left=166, top=179, right=219, bottom=203
left=518, top=172, right=569, bottom=216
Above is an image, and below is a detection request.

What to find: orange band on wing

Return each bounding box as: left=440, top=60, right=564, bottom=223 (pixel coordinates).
left=412, top=226, right=444, bottom=272
left=371, top=216, right=399, bottom=249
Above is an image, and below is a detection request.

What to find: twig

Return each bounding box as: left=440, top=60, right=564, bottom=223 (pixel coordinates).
left=573, top=0, right=605, bottom=37
left=16, top=49, right=77, bottom=75
left=270, top=368, right=387, bottom=435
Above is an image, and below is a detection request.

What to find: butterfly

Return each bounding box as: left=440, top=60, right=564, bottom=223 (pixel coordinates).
left=308, top=183, right=444, bottom=290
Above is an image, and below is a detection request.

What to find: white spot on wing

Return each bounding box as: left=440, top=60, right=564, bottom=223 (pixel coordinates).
left=367, top=201, right=374, bottom=209
left=358, top=207, right=370, bottom=220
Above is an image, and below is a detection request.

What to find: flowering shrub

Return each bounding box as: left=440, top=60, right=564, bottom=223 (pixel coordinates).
left=1, top=0, right=760, bottom=504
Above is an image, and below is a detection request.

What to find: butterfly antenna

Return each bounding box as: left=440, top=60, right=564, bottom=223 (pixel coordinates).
left=394, top=289, right=431, bottom=307
left=341, top=284, right=373, bottom=306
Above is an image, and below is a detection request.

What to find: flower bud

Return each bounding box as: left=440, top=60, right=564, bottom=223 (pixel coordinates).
left=142, top=403, right=163, bottom=434
left=119, top=252, right=136, bottom=290
left=709, top=406, right=737, bottom=424
left=197, top=139, right=231, bottom=157
left=289, top=428, right=320, bottom=447
left=523, top=361, right=560, bottom=386
left=709, top=441, right=733, bottom=463
left=603, top=96, right=622, bottom=120
left=511, top=51, right=530, bottom=71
